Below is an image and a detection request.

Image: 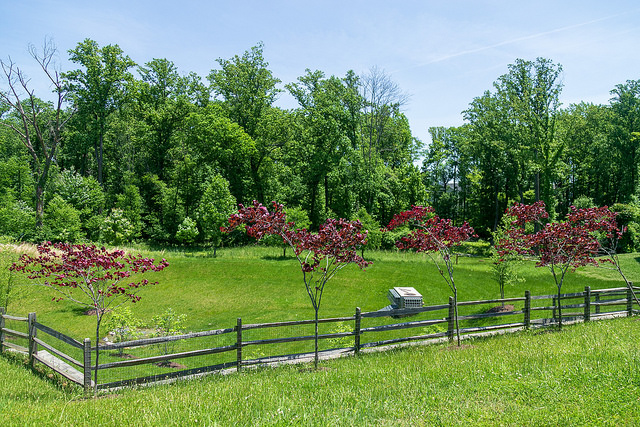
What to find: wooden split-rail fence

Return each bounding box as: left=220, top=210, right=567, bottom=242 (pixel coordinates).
left=0, top=284, right=637, bottom=392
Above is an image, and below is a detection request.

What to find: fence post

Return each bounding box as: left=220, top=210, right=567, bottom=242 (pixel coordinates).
left=584, top=286, right=591, bottom=322
left=354, top=307, right=361, bottom=356
left=627, top=287, right=633, bottom=317
left=524, top=291, right=531, bottom=329
left=447, top=296, right=455, bottom=342
left=0, top=307, right=5, bottom=354
left=83, top=338, right=92, bottom=395
left=552, top=296, right=557, bottom=322
left=27, top=312, right=37, bottom=368
left=236, top=318, right=242, bottom=372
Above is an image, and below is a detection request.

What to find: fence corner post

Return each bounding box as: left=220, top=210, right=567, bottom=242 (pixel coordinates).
left=627, top=287, right=633, bottom=317
left=447, top=296, right=455, bottom=342
left=0, top=307, right=5, bottom=354
left=584, top=286, right=591, bottom=322
left=354, top=307, right=361, bottom=356
left=27, top=312, right=37, bottom=368
left=83, top=338, right=92, bottom=395
left=524, top=291, right=531, bottom=330
left=236, top=318, right=242, bottom=372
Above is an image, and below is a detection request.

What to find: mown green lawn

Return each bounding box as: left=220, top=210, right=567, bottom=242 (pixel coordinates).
left=2, top=246, right=640, bottom=425
left=4, top=246, right=637, bottom=340
left=1, top=316, right=639, bottom=426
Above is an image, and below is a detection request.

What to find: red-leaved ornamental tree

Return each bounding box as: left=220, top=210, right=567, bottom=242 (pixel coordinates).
left=497, top=202, right=632, bottom=329
left=10, top=242, right=169, bottom=388
left=222, top=201, right=371, bottom=368
left=568, top=205, right=640, bottom=308
left=386, top=206, right=476, bottom=346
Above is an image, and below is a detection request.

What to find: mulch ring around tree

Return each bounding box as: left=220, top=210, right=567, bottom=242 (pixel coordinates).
left=112, top=353, right=137, bottom=359
left=441, top=344, right=474, bottom=351
left=83, top=308, right=110, bottom=316
left=155, top=361, right=187, bottom=369
left=485, top=304, right=515, bottom=314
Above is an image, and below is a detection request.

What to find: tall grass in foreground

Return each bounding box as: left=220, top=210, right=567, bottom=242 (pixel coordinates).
left=2, top=317, right=640, bottom=425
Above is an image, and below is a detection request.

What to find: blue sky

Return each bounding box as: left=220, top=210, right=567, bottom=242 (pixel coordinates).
left=2, top=0, right=640, bottom=145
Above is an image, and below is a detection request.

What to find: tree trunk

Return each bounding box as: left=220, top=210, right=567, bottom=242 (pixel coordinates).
left=557, top=287, right=563, bottom=330
left=94, top=313, right=102, bottom=393
left=324, top=174, right=329, bottom=217
left=35, top=185, right=44, bottom=229
left=96, top=119, right=105, bottom=186
left=314, top=308, right=319, bottom=370
left=454, top=288, right=461, bottom=346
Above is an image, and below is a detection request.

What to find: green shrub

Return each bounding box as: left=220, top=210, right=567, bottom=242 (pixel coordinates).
left=104, top=307, right=143, bottom=356
left=612, top=202, right=640, bottom=252
left=353, top=207, right=382, bottom=253
left=152, top=308, right=187, bottom=355
left=54, top=169, right=105, bottom=225
left=457, top=240, right=491, bottom=257
left=0, top=195, right=35, bottom=240
left=100, top=208, right=137, bottom=245
left=175, top=217, right=199, bottom=245
left=42, top=195, right=83, bottom=242
left=327, top=321, right=353, bottom=349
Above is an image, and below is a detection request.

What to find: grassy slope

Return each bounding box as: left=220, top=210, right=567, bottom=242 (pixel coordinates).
left=1, top=317, right=639, bottom=425
left=4, top=246, right=637, bottom=340
left=2, top=247, right=640, bottom=424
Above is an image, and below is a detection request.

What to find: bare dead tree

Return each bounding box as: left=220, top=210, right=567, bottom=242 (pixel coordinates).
left=360, top=66, right=410, bottom=159
left=359, top=66, right=410, bottom=209
left=0, top=39, right=73, bottom=228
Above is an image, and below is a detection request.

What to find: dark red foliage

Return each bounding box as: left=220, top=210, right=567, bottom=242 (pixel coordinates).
left=221, top=200, right=292, bottom=241
left=386, top=206, right=475, bottom=346
left=497, top=203, right=620, bottom=271
left=386, top=205, right=476, bottom=255
left=222, top=199, right=372, bottom=325
left=10, top=242, right=169, bottom=307
left=223, top=201, right=371, bottom=277
left=223, top=201, right=371, bottom=368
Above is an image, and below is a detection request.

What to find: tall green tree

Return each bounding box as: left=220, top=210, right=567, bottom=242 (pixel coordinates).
left=182, top=104, right=256, bottom=203
left=287, top=70, right=360, bottom=226
left=196, top=173, right=236, bottom=255
left=208, top=43, right=282, bottom=202
left=63, top=39, right=136, bottom=186
left=495, top=58, right=563, bottom=212
left=610, top=80, right=640, bottom=201
left=556, top=102, right=615, bottom=209
left=462, top=58, right=563, bottom=233
left=135, top=58, right=207, bottom=180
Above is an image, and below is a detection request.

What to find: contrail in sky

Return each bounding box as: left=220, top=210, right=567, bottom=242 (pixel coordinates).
left=396, top=9, right=640, bottom=72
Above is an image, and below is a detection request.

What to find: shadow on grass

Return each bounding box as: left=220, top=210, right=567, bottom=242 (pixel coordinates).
left=1, top=351, right=79, bottom=395
left=261, top=255, right=292, bottom=261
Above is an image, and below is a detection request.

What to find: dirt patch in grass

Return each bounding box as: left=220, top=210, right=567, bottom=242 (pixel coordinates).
left=83, top=308, right=110, bottom=316
left=155, top=361, right=187, bottom=369
left=441, top=344, right=474, bottom=351
left=299, top=366, right=332, bottom=373
left=485, top=304, right=515, bottom=313
left=112, top=353, right=137, bottom=359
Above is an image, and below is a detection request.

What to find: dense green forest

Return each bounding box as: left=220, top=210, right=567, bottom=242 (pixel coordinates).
left=1, top=39, right=639, bottom=250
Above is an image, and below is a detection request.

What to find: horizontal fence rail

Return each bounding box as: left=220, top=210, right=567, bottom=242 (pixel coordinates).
left=1, top=284, right=638, bottom=391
